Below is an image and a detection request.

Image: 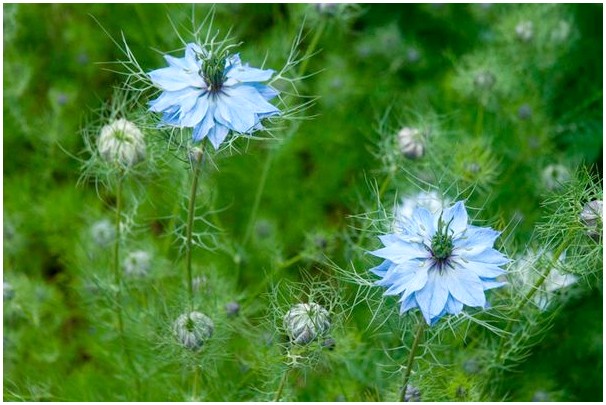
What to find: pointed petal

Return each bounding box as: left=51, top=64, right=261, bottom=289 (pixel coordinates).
left=415, top=270, right=449, bottom=324
left=444, top=265, right=486, bottom=308
left=207, top=123, right=230, bottom=149
left=441, top=201, right=468, bottom=236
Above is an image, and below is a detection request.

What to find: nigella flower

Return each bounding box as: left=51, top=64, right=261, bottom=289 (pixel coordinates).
left=148, top=43, right=280, bottom=149
left=369, top=201, right=509, bottom=325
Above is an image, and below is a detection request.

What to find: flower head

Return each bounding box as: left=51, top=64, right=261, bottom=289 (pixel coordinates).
left=580, top=199, right=602, bottom=240
left=97, top=118, right=146, bottom=168
left=369, top=201, right=509, bottom=325
left=148, top=43, right=280, bottom=149
left=122, top=250, right=152, bottom=277
left=173, top=311, right=214, bottom=351
left=283, top=302, right=331, bottom=345
left=397, top=127, right=426, bottom=159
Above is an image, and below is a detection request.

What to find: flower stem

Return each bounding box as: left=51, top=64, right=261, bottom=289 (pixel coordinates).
left=274, top=367, right=289, bottom=402
left=298, top=18, right=326, bottom=77
left=399, top=321, right=426, bottom=402
left=186, top=147, right=204, bottom=311
left=243, top=151, right=274, bottom=247
left=112, top=175, right=141, bottom=398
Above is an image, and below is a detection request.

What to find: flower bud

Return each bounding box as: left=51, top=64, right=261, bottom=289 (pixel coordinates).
left=97, top=118, right=146, bottom=168
left=122, top=250, right=152, bottom=277
left=283, top=302, right=330, bottom=345
left=515, top=21, right=533, bottom=42
left=403, top=385, right=422, bottom=402
left=397, top=127, right=425, bottom=159
left=225, top=301, right=240, bottom=317
left=518, top=104, right=532, bottom=120
left=173, top=311, right=214, bottom=351
left=90, top=219, right=115, bottom=246
left=4, top=281, right=15, bottom=302
left=541, top=164, right=570, bottom=190
left=188, top=146, right=204, bottom=164
left=473, top=70, right=496, bottom=91
left=580, top=200, right=602, bottom=240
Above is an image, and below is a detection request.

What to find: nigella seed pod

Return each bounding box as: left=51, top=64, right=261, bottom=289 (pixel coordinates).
left=542, top=164, right=570, bottom=190
left=397, top=127, right=425, bottom=159
left=122, top=250, right=152, bottom=277
left=173, top=311, right=214, bottom=351
left=580, top=200, right=602, bottom=240
left=90, top=219, right=115, bottom=247
left=283, top=302, right=330, bottom=345
left=515, top=21, right=533, bottom=42
left=97, top=118, right=146, bottom=168
left=225, top=301, right=240, bottom=317
left=403, top=385, right=422, bottom=402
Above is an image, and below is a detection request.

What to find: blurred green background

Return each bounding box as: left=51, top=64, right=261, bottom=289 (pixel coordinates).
left=3, top=3, right=602, bottom=401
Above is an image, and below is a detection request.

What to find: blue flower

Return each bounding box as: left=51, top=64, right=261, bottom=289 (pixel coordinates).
left=369, top=201, right=509, bottom=325
left=148, top=43, right=280, bottom=149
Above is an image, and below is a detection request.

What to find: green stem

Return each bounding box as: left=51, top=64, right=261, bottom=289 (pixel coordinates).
left=279, top=253, right=303, bottom=269
left=298, top=18, right=326, bottom=77
left=274, top=367, right=289, bottom=402
left=242, top=151, right=274, bottom=247
left=399, top=321, right=426, bottom=402
left=186, top=148, right=204, bottom=311
left=113, top=176, right=141, bottom=398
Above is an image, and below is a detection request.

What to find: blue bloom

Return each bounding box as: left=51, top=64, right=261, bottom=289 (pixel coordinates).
left=369, top=201, right=509, bottom=325
left=148, top=43, right=280, bottom=149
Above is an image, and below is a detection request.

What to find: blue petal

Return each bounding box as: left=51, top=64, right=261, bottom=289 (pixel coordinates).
left=369, top=259, right=393, bottom=278
left=443, top=266, right=486, bottom=308
left=370, top=240, right=428, bottom=263
left=480, top=278, right=506, bottom=290
left=378, top=234, right=400, bottom=246
left=225, top=85, right=281, bottom=115
left=149, top=88, right=204, bottom=114
left=399, top=294, right=418, bottom=314
left=415, top=270, right=449, bottom=324
left=466, top=248, right=510, bottom=266
left=444, top=294, right=464, bottom=315
left=227, top=58, right=275, bottom=82
left=207, top=123, right=230, bottom=149
left=192, top=104, right=216, bottom=142
left=381, top=261, right=426, bottom=294
left=180, top=94, right=210, bottom=127
left=441, top=201, right=468, bottom=236
left=398, top=260, right=432, bottom=303
left=454, top=226, right=501, bottom=256
left=454, top=258, right=506, bottom=279
left=214, top=94, right=257, bottom=134
left=250, top=83, right=280, bottom=100
left=149, top=66, right=204, bottom=91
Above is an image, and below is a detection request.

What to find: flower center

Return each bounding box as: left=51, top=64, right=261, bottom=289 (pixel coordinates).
left=430, top=216, right=454, bottom=270
left=200, top=53, right=227, bottom=93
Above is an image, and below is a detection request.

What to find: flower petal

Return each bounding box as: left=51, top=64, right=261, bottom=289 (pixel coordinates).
left=444, top=266, right=486, bottom=308
left=441, top=201, right=468, bottom=236
left=414, top=270, right=450, bottom=324
left=227, top=56, right=275, bottom=82
left=149, top=66, right=204, bottom=91
left=207, top=123, right=230, bottom=149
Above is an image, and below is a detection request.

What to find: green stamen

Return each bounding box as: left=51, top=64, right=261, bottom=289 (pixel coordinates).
left=200, top=52, right=227, bottom=93
left=430, top=215, right=454, bottom=269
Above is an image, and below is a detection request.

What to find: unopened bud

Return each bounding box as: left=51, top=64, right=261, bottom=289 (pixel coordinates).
left=91, top=219, right=115, bottom=246
left=403, top=385, right=422, bottom=402
left=474, top=70, right=496, bottom=91
left=397, top=127, right=425, bottom=159
left=122, top=250, right=152, bottom=277
left=98, top=118, right=146, bottom=168
left=542, top=164, right=570, bottom=190
left=173, top=311, right=214, bottom=351
left=283, top=302, right=330, bottom=345
left=225, top=301, right=240, bottom=317
left=580, top=200, right=602, bottom=240
left=515, top=21, right=533, bottom=42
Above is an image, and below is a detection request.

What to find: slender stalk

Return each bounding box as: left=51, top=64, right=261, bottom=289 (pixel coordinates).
left=274, top=367, right=289, bottom=402
left=297, top=18, right=326, bottom=78
left=186, top=147, right=204, bottom=311
left=112, top=175, right=141, bottom=397
left=399, top=321, right=426, bottom=402
left=242, top=151, right=274, bottom=247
